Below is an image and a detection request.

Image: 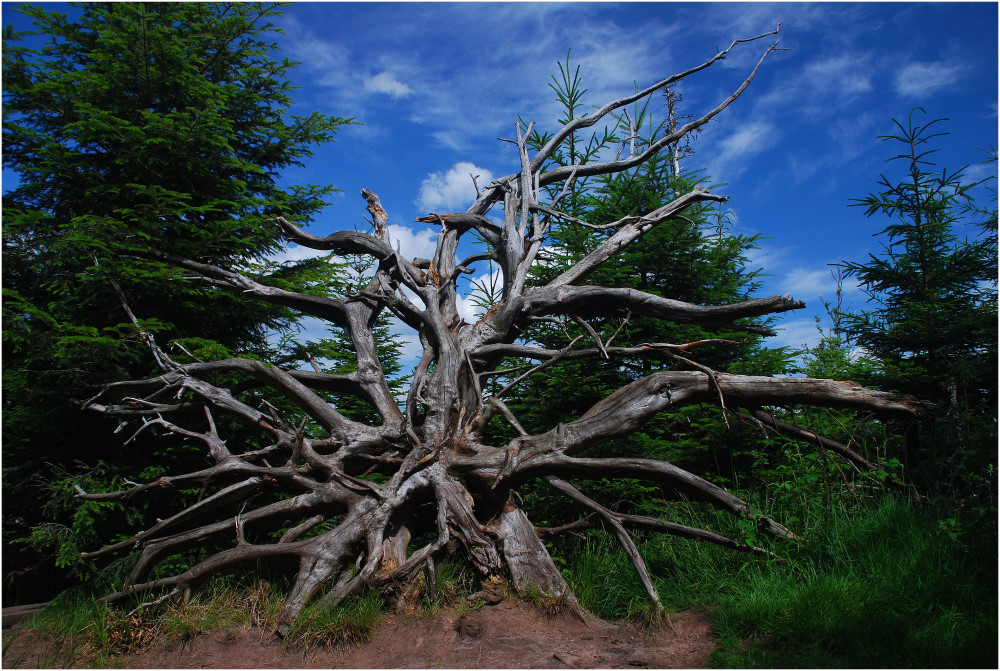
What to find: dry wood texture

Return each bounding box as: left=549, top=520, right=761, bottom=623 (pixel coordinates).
left=78, top=27, right=925, bottom=634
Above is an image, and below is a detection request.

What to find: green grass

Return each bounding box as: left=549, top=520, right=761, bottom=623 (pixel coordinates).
left=424, top=553, right=481, bottom=613
left=706, top=497, right=997, bottom=668
left=556, top=533, right=657, bottom=620
left=282, top=555, right=483, bottom=648
left=8, top=557, right=485, bottom=667
left=12, top=497, right=995, bottom=669
left=159, top=578, right=283, bottom=640
left=557, top=495, right=997, bottom=668
left=11, top=576, right=288, bottom=666
left=284, top=588, right=387, bottom=649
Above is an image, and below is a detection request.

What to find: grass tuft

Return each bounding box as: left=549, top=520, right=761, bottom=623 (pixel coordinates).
left=12, top=575, right=288, bottom=666
left=284, top=588, right=386, bottom=649
left=160, top=578, right=282, bottom=640
left=427, top=555, right=480, bottom=612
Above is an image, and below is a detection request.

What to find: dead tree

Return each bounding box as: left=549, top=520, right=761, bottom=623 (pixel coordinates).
left=78, top=28, right=926, bottom=634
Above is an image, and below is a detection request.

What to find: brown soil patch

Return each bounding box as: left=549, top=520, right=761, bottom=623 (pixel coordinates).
left=2, top=600, right=716, bottom=669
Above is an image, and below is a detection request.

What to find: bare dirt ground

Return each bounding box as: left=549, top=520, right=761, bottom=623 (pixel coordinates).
left=3, top=600, right=717, bottom=669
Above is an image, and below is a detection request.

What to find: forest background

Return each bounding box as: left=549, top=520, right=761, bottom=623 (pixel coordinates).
left=2, top=2, right=997, bottom=668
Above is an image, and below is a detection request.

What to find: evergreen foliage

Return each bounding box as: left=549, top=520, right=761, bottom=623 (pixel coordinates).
left=837, top=109, right=997, bottom=495
left=5, top=23, right=986, bottom=664
left=482, top=57, right=795, bottom=531
left=838, top=109, right=996, bottom=405
left=2, top=2, right=353, bottom=603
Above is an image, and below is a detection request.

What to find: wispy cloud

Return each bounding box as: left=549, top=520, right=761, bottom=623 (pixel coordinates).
left=277, top=5, right=691, bottom=156
left=713, top=49, right=882, bottom=192
left=745, top=241, right=791, bottom=274
left=267, top=243, right=332, bottom=264
left=288, top=26, right=350, bottom=73
left=417, top=162, right=494, bottom=212
left=706, top=120, right=778, bottom=179
left=782, top=268, right=839, bottom=299
left=894, top=61, right=963, bottom=98
left=702, top=3, right=844, bottom=45
left=803, top=54, right=874, bottom=96
left=753, top=51, right=875, bottom=116
left=771, top=316, right=822, bottom=351
left=962, top=160, right=998, bottom=189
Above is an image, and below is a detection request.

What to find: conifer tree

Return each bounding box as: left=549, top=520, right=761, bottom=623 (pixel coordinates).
left=497, top=58, right=793, bottom=519
left=838, top=109, right=997, bottom=491
left=66, top=29, right=928, bottom=632
left=2, top=2, right=352, bottom=601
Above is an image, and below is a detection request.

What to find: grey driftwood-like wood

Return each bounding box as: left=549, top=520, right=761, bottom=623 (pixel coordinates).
left=78, top=26, right=927, bottom=634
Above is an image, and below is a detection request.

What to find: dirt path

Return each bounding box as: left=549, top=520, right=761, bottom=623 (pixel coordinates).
left=3, top=600, right=717, bottom=668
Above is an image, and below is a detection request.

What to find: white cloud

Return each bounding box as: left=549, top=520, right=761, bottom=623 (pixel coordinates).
left=745, top=242, right=791, bottom=274
left=782, top=268, right=838, bottom=299
left=803, top=54, right=874, bottom=96
left=417, top=162, right=494, bottom=212
left=284, top=21, right=349, bottom=72
left=394, top=328, right=424, bottom=366
left=378, top=316, right=424, bottom=376
left=750, top=52, right=877, bottom=126
left=456, top=267, right=504, bottom=323
left=770, top=316, right=823, bottom=351
left=429, top=129, right=474, bottom=153
left=267, top=243, right=332, bottom=264
left=387, top=224, right=438, bottom=261
left=707, top=120, right=777, bottom=180
left=894, top=61, right=962, bottom=98
left=455, top=294, right=481, bottom=325
left=962, top=161, right=998, bottom=192
left=364, top=71, right=412, bottom=98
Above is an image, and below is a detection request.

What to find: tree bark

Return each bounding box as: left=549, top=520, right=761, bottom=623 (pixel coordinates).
left=76, top=26, right=928, bottom=632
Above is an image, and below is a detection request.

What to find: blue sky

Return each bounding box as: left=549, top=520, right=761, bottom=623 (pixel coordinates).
left=273, top=2, right=998, bottom=354
left=4, top=2, right=998, bottom=359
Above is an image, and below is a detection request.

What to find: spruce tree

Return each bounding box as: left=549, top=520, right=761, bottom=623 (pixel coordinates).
left=837, top=109, right=997, bottom=493
left=2, top=2, right=352, bottom=601
left=20, top=27, right=928, bottom=630
left=494, top=59, right=794, bottom=528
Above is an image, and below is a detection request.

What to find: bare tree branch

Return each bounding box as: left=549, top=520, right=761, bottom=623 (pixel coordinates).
left=545, top=187, right=729, bottom=287
left=73, top=29, right=931, bottom=635
left=544, top=475, right=664, bottom=612
left=521, top=287, right=805, bottom=336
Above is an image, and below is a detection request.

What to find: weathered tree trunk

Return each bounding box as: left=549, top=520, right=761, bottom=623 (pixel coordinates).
left=76, top=26, right=928, bottom=633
